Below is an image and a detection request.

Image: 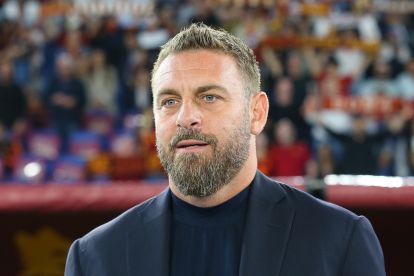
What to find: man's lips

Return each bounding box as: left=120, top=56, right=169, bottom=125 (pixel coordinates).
left=175, top=139, right=209, bottom=148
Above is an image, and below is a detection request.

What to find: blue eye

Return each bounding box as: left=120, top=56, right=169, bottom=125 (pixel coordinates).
left=163, top=99, right=177, bottom=107
left=203, top=95, right=217, bottom=102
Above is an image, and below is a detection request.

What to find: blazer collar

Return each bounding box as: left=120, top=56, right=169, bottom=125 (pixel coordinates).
left=239, top=171, right=295, bottom=276
left=126, top=188, right=172, bottom=276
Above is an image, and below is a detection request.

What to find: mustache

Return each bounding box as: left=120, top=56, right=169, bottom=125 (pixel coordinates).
left=170, top=128, right=218, bottom=149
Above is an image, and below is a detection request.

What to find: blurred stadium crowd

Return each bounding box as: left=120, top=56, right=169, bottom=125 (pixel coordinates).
left=1, top=0, right=414, bottom=183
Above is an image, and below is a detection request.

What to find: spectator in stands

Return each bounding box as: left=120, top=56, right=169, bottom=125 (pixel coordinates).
left=189, top=1, right=221, bottom=27
left=110, top=131, right=145, bottom=181
left=135, top=122, right=164, bottom=180
left=394, top=116, right=414, bottom=176
left=82, top=48, right=118, bottom=116
left=25, top=91, right=49, bottom=129
left=123, top=66, right=152, bottom=114
left=269, top=119, right=311, bottom=177
left=382, top=13, right=410, bottom=51
left=232, top=10, right=267, bottom=49
left=355, top=3, right=381, bottom=43
left=90, top=16, right=127, bottom=80
left=0, top=60, right=26, bottom=134
left=358, top=60, right=398, bottom=98
left=0, top=59, right=26, bottom=176
left=334, top=28, right=367, bottom=78
left=378, top=31, right=409, bottom=77
left=396, top=59, right=414, bottom=101
left=268, top=77, right=310, bottom=141
left=381, top=13, right=411, bottom=74
left=285, top=50, right=317, bottom=107
left=260, top=49, right=318, bottom=106
left=317, top=143, right=336, bottom=177
left=158, top=4, right=179, bottom=35
left=64, top=30, right=88, bottom=77
left=43, top=53, right=86, bottom=153
left=136, top=16, right=172, bottom=69
left=0, top=123, right=23, bottom=178
left=40, top=19, right=63, bottom=87
left=321, top=114, right=404, bottom=175
left=317, top=56, right=352, bottom=98
left=305, top=143, right=336, bottom=180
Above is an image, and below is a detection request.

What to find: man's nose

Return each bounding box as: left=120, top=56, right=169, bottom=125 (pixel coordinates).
left=176, top=101, right=201, bottom=129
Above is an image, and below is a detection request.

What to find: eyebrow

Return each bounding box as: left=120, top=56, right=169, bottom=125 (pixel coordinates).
left=195, top=84, right=229, bottom=95
left=155, top=88, right=180, bottom=100
left=156, top=84, right=229, bottom=98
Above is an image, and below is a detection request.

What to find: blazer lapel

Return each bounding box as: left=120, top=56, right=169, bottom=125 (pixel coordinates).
left=126, top=188, right=172, bottom=276
left=239, top=172, right=295, bottom=276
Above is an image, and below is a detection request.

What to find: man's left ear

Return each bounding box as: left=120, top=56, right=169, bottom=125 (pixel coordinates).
left=250, top=91, right=269, bottom=135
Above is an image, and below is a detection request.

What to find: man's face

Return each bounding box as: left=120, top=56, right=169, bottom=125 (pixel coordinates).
left=56, top=56, right=73, bottom=79
left=152, top=50, right=252, bottom=198
left=274, top=119, right=295, bottom=146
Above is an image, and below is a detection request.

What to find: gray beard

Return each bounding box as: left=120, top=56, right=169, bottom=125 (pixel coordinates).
left=156, top=118, right=251, bottom=198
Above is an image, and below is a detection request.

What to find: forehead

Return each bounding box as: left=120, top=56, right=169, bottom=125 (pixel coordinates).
left=152, top=50, right=242, bottom=92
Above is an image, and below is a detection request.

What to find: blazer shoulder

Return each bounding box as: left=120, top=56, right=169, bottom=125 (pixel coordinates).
left=266, top=176, right=360, bottom=223
left=253, top=174, right=385, bottom=275
left=78, top=188, right=169, bottom=247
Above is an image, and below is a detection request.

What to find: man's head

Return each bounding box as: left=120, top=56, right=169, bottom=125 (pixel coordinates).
left=373, top=60, right=391, bottom=80
left=56, top=53, right=74, bottom=79
left=274, top=119, right=296, bottom=146
left=351, top=115, right=367, bottom=137
left=91, top=49, right=106, bottom=68
left=151, top=24, right=268, bottom=199
left=274, top=77, right=293, bottom=106
left=286, top=51, right=302, bottom=77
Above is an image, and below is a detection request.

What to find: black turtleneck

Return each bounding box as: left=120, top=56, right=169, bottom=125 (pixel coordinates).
left=170, top=185, right=251, bottom=276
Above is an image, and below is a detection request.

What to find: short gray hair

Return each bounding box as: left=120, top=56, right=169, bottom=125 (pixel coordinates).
left=151, top=23, right=261, bottom=97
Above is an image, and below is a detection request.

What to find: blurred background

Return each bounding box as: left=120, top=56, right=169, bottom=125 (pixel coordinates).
left=0, top=0, right=413, bottom=275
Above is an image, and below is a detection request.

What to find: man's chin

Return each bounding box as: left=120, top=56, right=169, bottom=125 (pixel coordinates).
left=174, top=151, right=211, bottom=162
left=174, top=155, right=207, bottom=169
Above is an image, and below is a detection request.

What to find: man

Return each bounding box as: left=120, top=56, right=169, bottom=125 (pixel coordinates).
left=0, top=60, right=26, bottom=134
left=65, top=24, right=385, bottom=276
left=44, top=53, right=86, bottom=153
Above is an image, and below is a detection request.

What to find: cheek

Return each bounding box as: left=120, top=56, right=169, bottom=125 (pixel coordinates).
left=212, top=119, right=237, bottom=142
left=155, top=117, right=176, bottom=144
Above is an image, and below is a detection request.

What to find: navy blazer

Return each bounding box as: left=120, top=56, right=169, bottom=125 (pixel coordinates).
left=65, top=171, right=385, bottom=276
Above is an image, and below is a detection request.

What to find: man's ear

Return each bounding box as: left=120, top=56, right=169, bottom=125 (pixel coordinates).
left=250, top=91, right=269, bottom=135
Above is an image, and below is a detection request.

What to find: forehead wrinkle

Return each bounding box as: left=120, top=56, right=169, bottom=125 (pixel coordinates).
left=154, top=67, right=230, bottom=96
left=156, top=66, right=219, bottom=78
left=156, top=50, right=236, bottom=76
